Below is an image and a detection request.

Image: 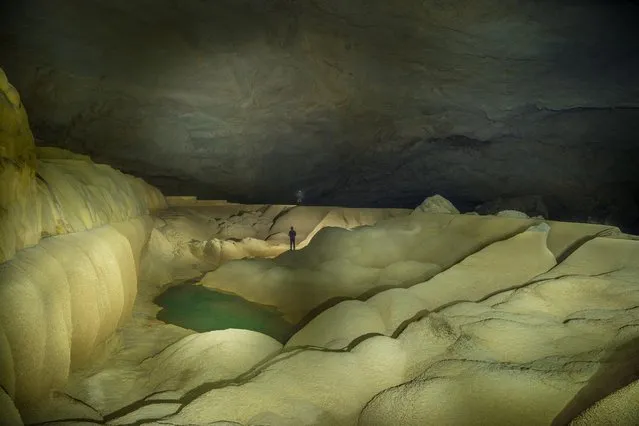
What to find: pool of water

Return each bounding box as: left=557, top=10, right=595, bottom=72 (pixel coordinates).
left=154, top=284, right=294, bottom=343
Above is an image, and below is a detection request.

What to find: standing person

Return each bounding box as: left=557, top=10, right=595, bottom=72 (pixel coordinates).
left=288, top=226, right=297, bottom=251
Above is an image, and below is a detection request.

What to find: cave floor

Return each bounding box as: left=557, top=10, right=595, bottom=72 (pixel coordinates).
left=21, top=205, right=639, bottom=426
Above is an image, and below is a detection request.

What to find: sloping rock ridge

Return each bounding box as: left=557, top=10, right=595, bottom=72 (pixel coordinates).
left=32, top=212, right=639, bottom=426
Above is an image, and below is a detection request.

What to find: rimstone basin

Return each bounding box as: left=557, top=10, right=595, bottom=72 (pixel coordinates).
left=155, top=283, right=294, bottom=343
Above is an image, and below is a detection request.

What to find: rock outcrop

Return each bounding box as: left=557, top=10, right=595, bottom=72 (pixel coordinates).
left=200, top=213, right=619, bottom=322
left=0, top=67, right=40, bottom=263
left=0, top=68, right=166, bottom=422
left=52, top=212, right=638, bottom=426
left=413, top=194, right=460, bottom=215
left=1, top=68, right=165, bottom=264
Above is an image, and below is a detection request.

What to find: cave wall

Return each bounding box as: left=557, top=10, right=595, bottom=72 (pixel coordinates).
left=0, top=68, right=40, bottom=263
left=1, top=66, right=165, bottom=263
left=0, top=68, right=166, bottom=421
left=1, top=0, right=639, bottom=225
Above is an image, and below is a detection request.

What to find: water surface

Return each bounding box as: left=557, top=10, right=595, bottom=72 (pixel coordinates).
left=155, top=284, right=294, bottom=343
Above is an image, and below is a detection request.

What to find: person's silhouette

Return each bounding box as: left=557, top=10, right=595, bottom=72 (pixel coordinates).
left=288, top=226, right=297, bottom=251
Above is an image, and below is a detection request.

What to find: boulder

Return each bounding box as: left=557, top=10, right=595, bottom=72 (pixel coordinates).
left=414, top=195, right=460, bottom=215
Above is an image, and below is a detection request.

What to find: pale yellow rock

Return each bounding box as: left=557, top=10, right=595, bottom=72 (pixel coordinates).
left=0, top=326, right=14, bottom=397
left=286, top=301, right=386, bottom=349
left=413, top=194, right=460, bottom=214
left=570, top=380, right=639, bottom=426
left=58, top=328, right=282, bottom=417
left=357, top=236, right=639, bottom=426
left=359, top=361, right=584, bottom=426
left=159, top=336, right=407, bottom=426
left=537, top=235, right=639, bottom=279
left=286, top=227, right=556, bottom=349
left=267, top=206, right=342, bottom=241
left=143, top=204, right=409, bottom=284
left=0, top=246, right=72, bottom=408
left=366, top=288, right=428, bottom=334
left=1, top=70, right=166, bottom=265
left=61, top=326, right=194, bottom=417
left=139, top=227, right=178, bottom=286
left=408, top=227, right=556, bottom=309
left=0, top=68, right=34, bottom=161
left=376, top=260, right=441, bottom=288
left=201, top=214, right=537, bottom=321
left=0, top=219, right=153, bottom=416
left=0, top=68, right=40, bottom=263
left=21, top=213, right=639, bottom=426
left=545, top=220, right=619, bottom=259
left=36, top=158, right=163, bottom=235
left=142, top=329, right=283, bottom=394
left=297, top=208, right=407, bottom=249
left=268, top=206, right=408, bottom=246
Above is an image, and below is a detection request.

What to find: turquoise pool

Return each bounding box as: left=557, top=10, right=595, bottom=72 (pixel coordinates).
left=154, top=284, right=294, bottom=343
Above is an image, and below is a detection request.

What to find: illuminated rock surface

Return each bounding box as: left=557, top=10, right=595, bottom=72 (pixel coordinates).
left=1, top=45, right=639, bottom=426
left=0, top=68, right=164, bottom=417
left=10, top=203, right=637, bottom=426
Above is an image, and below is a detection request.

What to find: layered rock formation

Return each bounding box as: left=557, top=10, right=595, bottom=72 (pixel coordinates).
left=2, top=65, right=639, bottom=425
left=0, top=68, right=166, bottom=421
left=1, top=0, right=639, bottom=228
left=46, top=208, right=639, bottom=426
left=1, top=67, right=166, bottom=263
left=0, top=68, right=40, bottom=263
left=141, top=203, right=409, bottom=288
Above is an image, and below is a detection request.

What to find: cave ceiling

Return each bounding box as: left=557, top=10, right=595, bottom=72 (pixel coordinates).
left=1, top=0, right=638, bottom=225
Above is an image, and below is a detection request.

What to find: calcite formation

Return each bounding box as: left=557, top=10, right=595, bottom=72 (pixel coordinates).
left=0, top=68, right=166, bottom=418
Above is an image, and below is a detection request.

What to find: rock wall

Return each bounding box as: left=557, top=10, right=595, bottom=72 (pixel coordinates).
left=1, top=67, right=166, bottom=264
left=35, top=147, right=166, bottom=240
left=0, top=68, right=40, bottom=263
left=0, top=68, right=166, bottom=420
left=1, top=0, right=638, bottom=225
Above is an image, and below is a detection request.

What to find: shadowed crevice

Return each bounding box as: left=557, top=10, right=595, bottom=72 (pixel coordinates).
left=551, top=337, right=639, bottom=426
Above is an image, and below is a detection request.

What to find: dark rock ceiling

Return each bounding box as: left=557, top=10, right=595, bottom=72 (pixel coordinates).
left=1, top=0, right=638, bottom=228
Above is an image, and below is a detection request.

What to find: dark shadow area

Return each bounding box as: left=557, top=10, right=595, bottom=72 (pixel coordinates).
left=551, top=336, right=639, bottom=426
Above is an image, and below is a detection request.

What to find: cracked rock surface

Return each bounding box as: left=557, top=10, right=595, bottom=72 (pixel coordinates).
left=24, top=208, right=639, bottom=426
left=1, top=0, right=639, bottom=227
